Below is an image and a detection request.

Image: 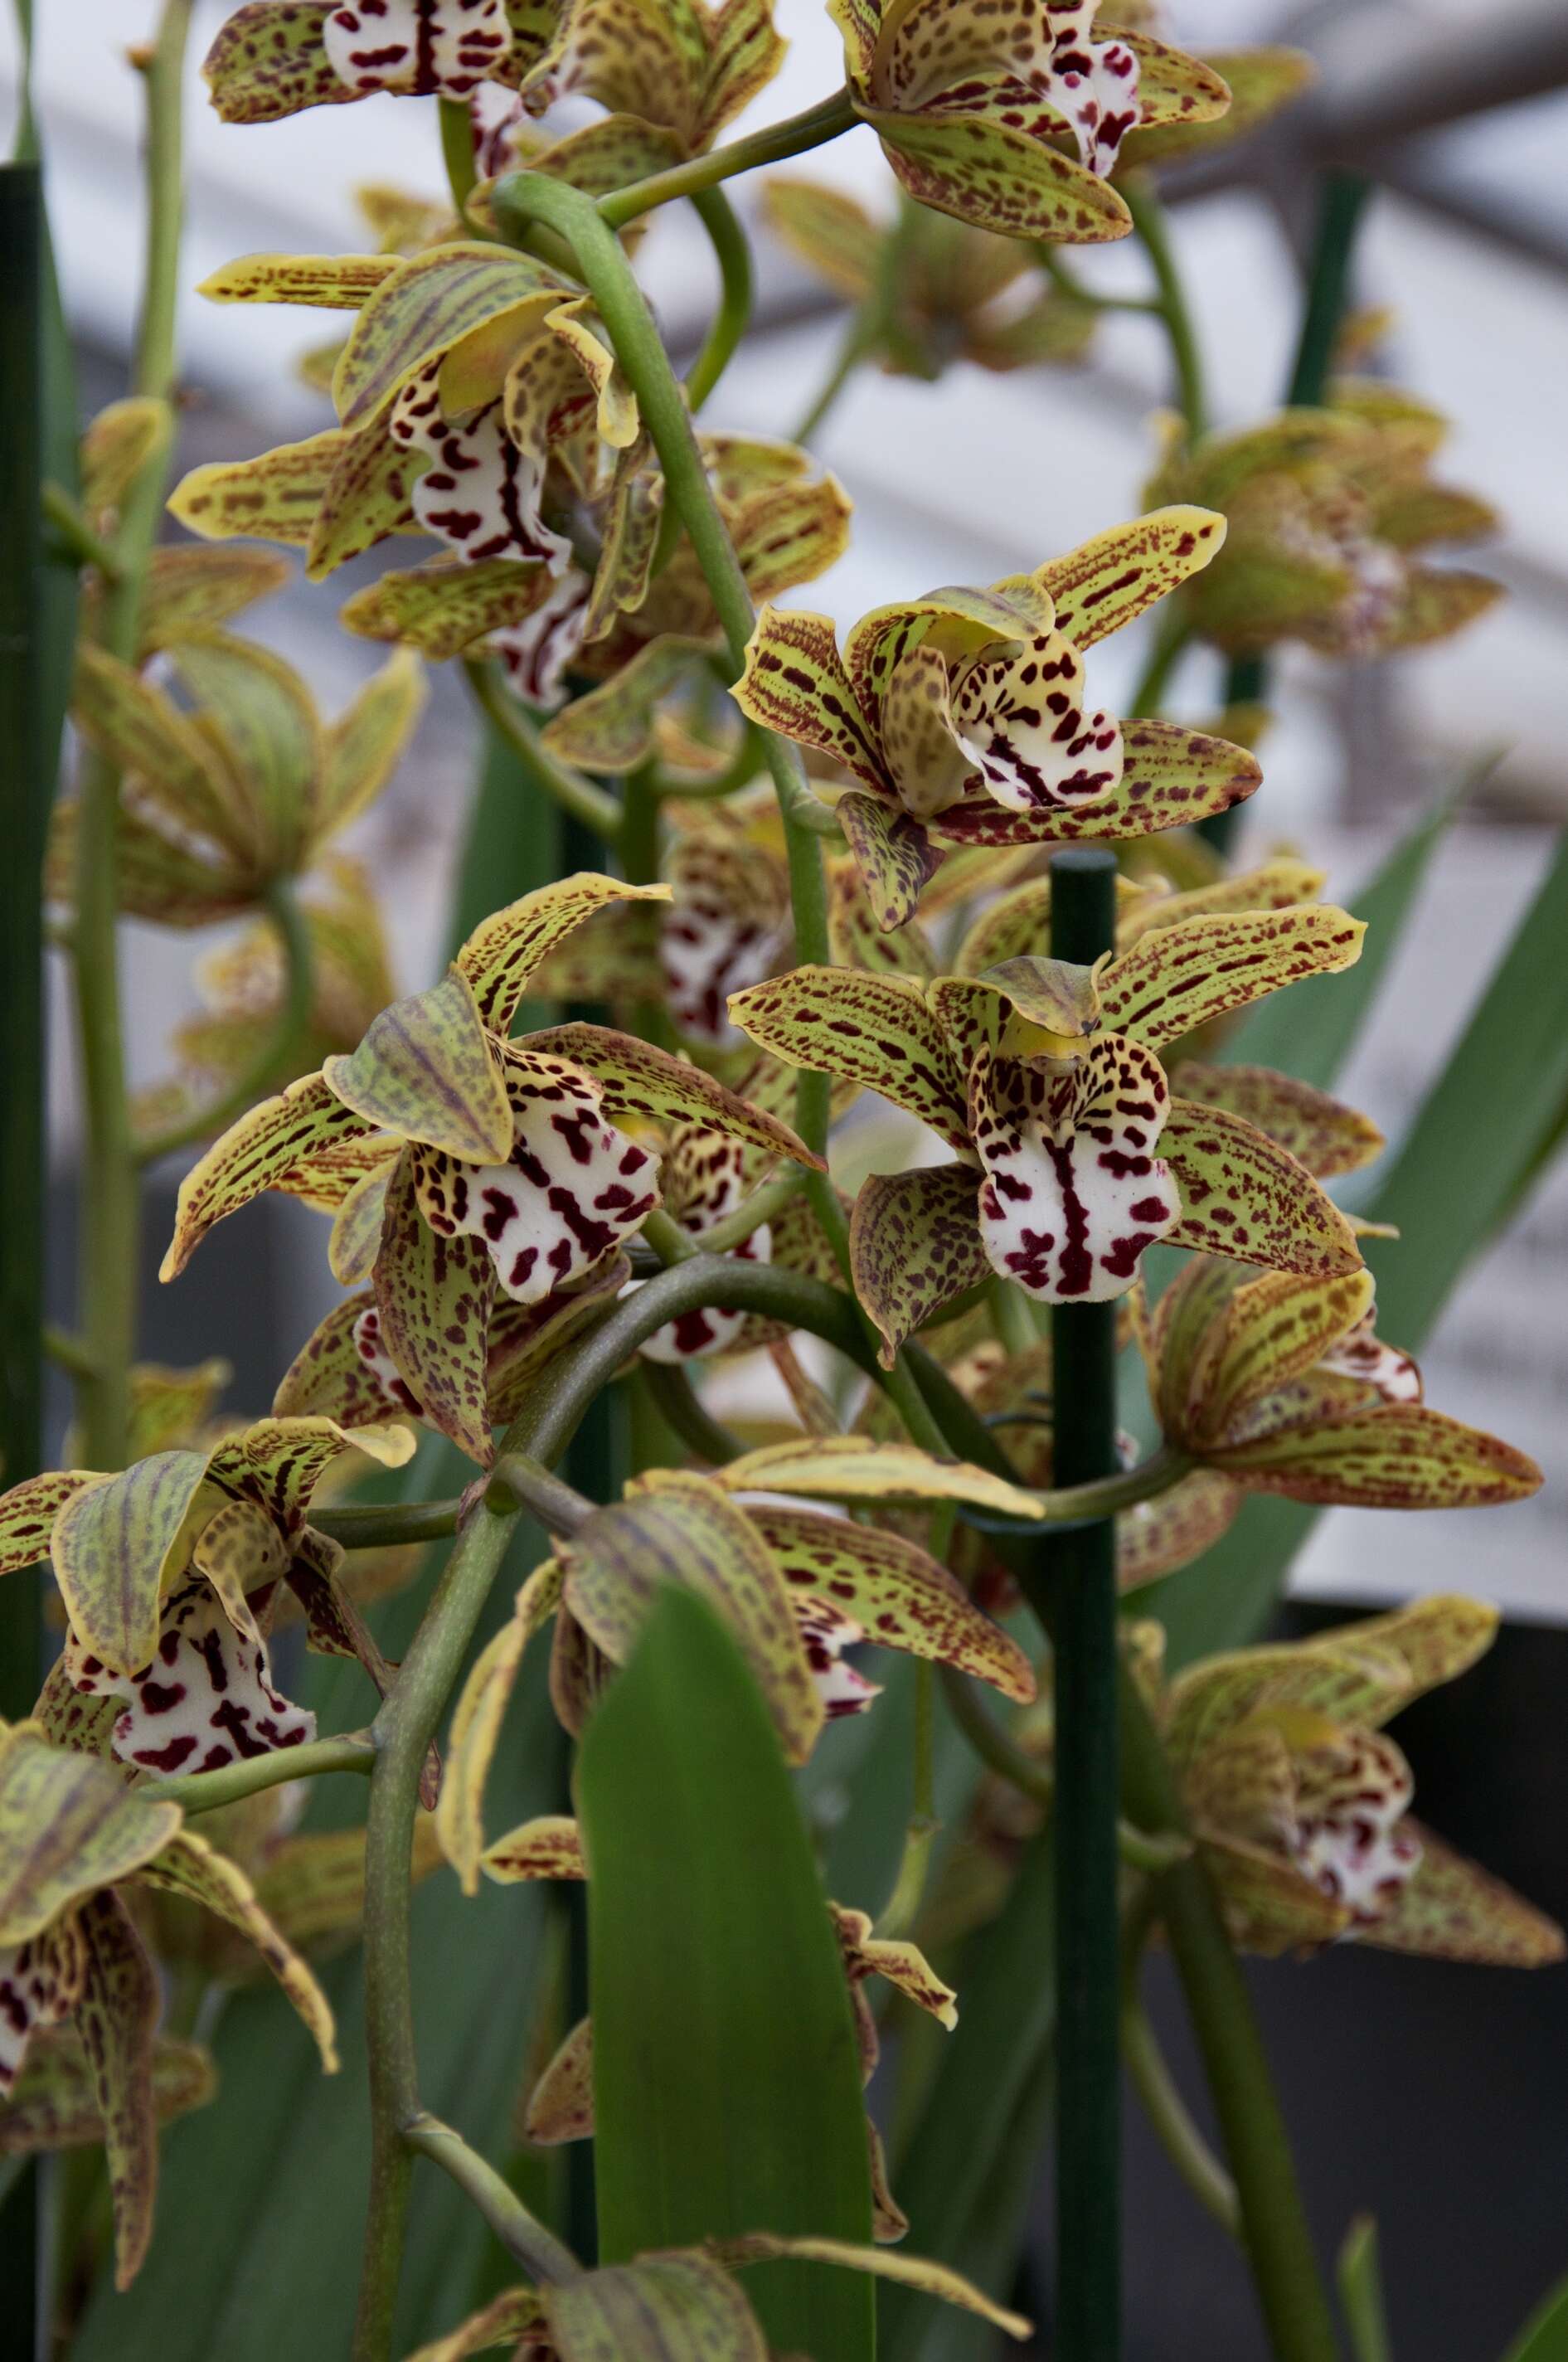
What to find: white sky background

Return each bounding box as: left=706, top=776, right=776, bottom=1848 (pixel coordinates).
left=3, top=0, right=1566, bottom=1615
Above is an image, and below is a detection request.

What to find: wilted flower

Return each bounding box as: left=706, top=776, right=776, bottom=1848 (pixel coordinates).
left=1146, top=388, right=1500, bottom=659
left=733, top=508, right=1261, bottom=928
left=731, top=894, right=1368, bottom=1351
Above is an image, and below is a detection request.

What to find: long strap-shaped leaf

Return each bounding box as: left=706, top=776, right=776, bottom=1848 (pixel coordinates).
left=580, top=1584, right=875, bottom=2358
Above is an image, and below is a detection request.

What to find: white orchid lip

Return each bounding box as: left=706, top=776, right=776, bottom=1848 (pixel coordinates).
left=67, top=1577, right=316, bottom=1779
left=324, top=0, right=511, bottom=99
left=973, top=1035, right=1179, bottom=1304
left=391, top=364, right=573, bottom=573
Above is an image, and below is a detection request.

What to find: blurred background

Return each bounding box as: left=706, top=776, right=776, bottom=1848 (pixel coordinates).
left=3, top=8, right=1567, bottom=2350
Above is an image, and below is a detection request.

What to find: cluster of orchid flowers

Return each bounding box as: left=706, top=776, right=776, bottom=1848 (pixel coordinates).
left=4, top=0, right=1540, bottom=2324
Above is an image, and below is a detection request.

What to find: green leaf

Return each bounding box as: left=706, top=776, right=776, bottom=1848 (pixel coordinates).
left=1499, top=2274, right=1568, bottom=2362
left=875, top=1825, right=1056, bottom=2358
left=580, top=1584, right=874, bottom=2356
left=1153, top=820, right=1568, bottom=1666
left=1222, top=766, right=1473, bottom=1087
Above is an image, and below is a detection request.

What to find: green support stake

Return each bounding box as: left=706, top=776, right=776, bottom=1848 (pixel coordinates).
left=1206, top=170, right=1371, bottom=853
left=1047, top=846, right=1123, bottom=2357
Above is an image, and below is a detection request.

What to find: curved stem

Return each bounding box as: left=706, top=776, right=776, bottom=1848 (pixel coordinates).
left=874, top=1655, right=939, bottom=1942
left=404, top=2114, right=580, bottom=2284
left=791, top=304, right=875, bottom=448
left=137, top=876, right=314, bottom=1163
left=654, top=718, right=762, bottom=799
left=598, top=90, right=858, bottom=231
left=485, top=1449, right=595, bottom=1534
left=71, top=0, right=195, bottom=1470
left=154, top=1730, right=375, bottom=1814
left=1128, top=601, right=1194, bottom=722
left=41, top=481, right=120, bottom=579
left=1122, top=173, right=1207, bottom=445
left=1121, top=1997, right=1240, bottom=2237
left=684, top=187, right=752, bottom=413
left=352, top=1491, right=520, bottom=2362
left=490, top=174, right=835, bottom=1171
left=638, top=1361, right=744, bottom=1466
left=464, top=659, right=624, bottom=841
left=312, top=1496, right=462, bottom=1550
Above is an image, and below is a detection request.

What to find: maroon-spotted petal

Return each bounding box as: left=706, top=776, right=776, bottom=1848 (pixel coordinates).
left=67, top=1578, right=316, bottom=1779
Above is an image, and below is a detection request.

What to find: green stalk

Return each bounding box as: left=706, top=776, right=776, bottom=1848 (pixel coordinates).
left=791, top=193, right=922, bottom=447
left=437, top=94, right=482, bottom=229
left=1121, top=175, right=1207, bottom=443
left=464, top=659, right=624, bottom=842
left=352, top=1491, right=522, bottom=2362
left=70, top=0, right=195, bottom=1467
left=155, top=1731, right=376, bottom=1814
left=1210, top=172, right=1371, bottom=847
left=1044, top=847, right=1123, bottom=2360
left=313, top=1497, right=464, bottom=1549
left=684, top=187, right=752, bottom=413
left=403, top=2114, right=580, bottom=2284
left=597, top=90, right=858, bottom=231
left=136, top=877, right=313, bottom=1162
left=1121, top=2000, right=1240, bottom=2236
left=491, top=172, right=835, bottom=1175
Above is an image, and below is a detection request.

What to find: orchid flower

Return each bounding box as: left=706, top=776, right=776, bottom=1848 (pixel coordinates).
left=731, top=892, right=1371, bottom=1353
left=432, top=1442, right=1045, bottom=1895
left=828, top=0, right=1229, bottom=244
left=0, top=1715, right=336, bottom=2283
left=1159, top=1599, right=1565, bottom=1963
left=1139, top=1256, right=1542, bottom=1517
left=1146, top=387, right=1500, bottom=659
left=202, top=0, right=551, bottom=119
left=158, top=875, right=824, bottom=1462
left=733, top=508, right=1261, bottom=930
left=763, top=177, right=1098, bottom=379
left=0, top=1414, right=416, bottom=1783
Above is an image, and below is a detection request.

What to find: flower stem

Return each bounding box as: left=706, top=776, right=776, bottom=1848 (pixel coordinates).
left=597, top=90, right=859, bottom=231
left=155, top=1730, right=376, bottom=1814
left=1121, top=173, right=1207, bottom=444
left=1128, top=600, right=1193, bottom=722
left=1121, top=1997, right=1240, bottom=2237
left=41, top=480, right=120, bottom=579
left=137, top=876, right=314, bottom=1162
left=490, top=173, right=835, bottom=1173
left=70, top=0, right=195, bottom=1468
left=403, top=2114, right=580, bottom=2284
left=684, top=187, right=752, bottom=413
left=1210, top=171, right=1371, bottom=848
left=1044, top=847, right=1124, bottom=2360
left=352, top=1489, right=522, bottom=2362
left=464, top=659, right=624, bottom=842
left=438, top=95, right=482, bottom=230
left=312, top=1497, right=462, bottom=1549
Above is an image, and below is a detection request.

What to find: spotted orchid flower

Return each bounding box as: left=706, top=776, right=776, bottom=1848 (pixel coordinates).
left=734, top=508, right=1260, bottom=931
left=159, top=876, right=824, bottom=1465
left=1145, top=387, right=1500, bottom=660
left=827, top=0, right=1229, bottom=244
left=430, top=1443, right=1043, bottom=1893
left=55, top=610, right=424, bottom=933
left=765, top=176, right=1100, bottom=380
left=509, top=0, right=788, bottom=164
left=731, top=894, right=1372, bottom=1356
left=1139, top=1256, right=1541, bottom=1519
left=0, top=1417, right=415, bottom=1786
left=0, top=1716, right=336, bottom=2282
left=201, top=0, right=551, bottom=121
left=171, top=241, right=634, bottom=620
left=1160, top=1599, right=1565, bottom=1963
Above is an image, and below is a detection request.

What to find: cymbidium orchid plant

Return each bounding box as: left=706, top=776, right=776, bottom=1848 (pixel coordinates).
left=4, top=7, right=1560, bottom=2360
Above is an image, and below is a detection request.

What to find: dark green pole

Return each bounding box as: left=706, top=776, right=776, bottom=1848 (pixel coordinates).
left=1206, top=171, right=1371, bottom=853
left=1046, top=847, right=1122, bottom=2356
